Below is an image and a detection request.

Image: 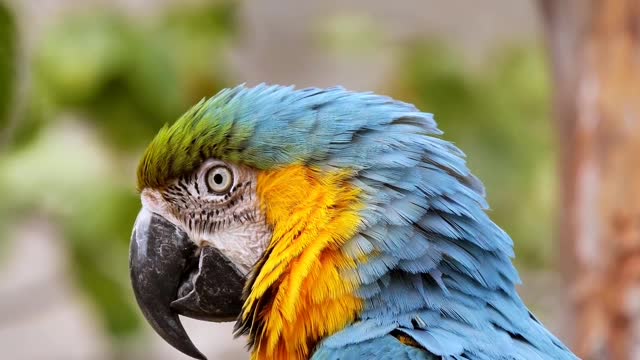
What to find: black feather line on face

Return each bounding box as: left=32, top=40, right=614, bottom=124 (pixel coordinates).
left=162, top=175, right=256, bottom=235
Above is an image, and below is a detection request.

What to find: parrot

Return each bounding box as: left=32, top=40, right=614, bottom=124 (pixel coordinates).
left=129, top=84, right=578, bottom=360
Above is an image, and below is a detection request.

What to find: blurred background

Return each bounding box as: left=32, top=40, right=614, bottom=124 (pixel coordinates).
left=0, top=0, right=638, bottom=359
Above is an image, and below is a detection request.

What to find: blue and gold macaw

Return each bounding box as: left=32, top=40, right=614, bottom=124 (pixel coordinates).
left=129, top=84, right=577, bottom=360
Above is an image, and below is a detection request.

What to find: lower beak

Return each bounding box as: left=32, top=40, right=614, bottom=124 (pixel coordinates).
left=129, top=208, right=246, bottom=360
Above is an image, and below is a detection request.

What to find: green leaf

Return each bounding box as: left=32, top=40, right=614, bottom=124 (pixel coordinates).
left=0, top=2, right=16, bottom=140
left=35, top=14, right=133, bottom=106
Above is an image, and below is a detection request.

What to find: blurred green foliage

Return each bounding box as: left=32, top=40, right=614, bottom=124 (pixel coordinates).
left=0, top=1, right=16, bottom=262
left=393, top=42, right=554, bottom=267
left=316, top=13, right=385, bottom=55
left=66, top=186, right=142, bottom=335
left=0, top=1, right=16, bottom=140
left=0, top=1, right=238, bottom=343
left=28, top=3, right=236, bottom=151
left=0, top=122, right=141, bottom=336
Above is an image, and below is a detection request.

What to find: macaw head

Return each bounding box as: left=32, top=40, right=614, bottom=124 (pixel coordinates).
left=130, top=85, right=524, bottom=360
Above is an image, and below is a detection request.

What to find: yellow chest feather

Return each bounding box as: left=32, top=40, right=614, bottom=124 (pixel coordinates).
left=242, top=165, right=364, bottom=360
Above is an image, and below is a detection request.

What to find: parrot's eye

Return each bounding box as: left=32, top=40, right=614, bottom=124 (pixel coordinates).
left=206, top=165, right=234, bottom=194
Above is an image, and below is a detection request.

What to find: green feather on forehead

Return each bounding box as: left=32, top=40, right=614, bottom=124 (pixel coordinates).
left=137, top=88, right=255, bottom=190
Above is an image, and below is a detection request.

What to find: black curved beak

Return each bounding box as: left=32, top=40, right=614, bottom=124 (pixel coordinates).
left=129, top=208, right=246, bottom=360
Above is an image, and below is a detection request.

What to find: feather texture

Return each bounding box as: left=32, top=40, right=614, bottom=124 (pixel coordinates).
left=139, top=84, right=577, bottom=360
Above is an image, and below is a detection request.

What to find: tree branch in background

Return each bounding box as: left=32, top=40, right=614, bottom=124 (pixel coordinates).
left=540, top=1, right=640, bottom=359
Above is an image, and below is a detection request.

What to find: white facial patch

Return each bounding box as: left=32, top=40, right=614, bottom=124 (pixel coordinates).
left=200, top=218, right=271, bottom=275
left=140, top=160, right=272, bottom=277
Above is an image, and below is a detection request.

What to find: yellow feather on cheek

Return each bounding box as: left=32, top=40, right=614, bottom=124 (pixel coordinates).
left=244, top=165, right=363, bottom=360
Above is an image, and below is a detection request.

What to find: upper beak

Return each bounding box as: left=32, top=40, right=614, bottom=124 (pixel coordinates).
left=129, top=208, right=246, bottom=360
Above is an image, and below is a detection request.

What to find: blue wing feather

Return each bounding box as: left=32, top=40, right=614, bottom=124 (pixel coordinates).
left=313, top=335, right=438, bottom=360
left=191, top=85, right=576, bottom=359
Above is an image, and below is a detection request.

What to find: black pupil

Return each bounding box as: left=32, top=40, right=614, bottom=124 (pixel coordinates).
left=213, top=173, right=224, bottom=185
